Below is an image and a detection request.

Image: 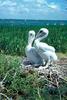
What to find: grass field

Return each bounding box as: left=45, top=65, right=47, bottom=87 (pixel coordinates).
left=0, top=53, right=67, bottom=100
left=0, top=24, right=67, bottom=55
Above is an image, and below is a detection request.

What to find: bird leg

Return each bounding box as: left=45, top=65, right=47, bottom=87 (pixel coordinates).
left=44, top=57, right=51, bottom=69
left=44, top=57, right=53, bottom=81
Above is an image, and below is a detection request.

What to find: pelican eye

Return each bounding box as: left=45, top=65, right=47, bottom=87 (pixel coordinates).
left=39, top=30, right=43, bottom=33
left=30, top=33, right=33, bottom=36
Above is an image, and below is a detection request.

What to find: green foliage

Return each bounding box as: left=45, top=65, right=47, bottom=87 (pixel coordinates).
left=0, top=54, right=67, bottom=100
left=0, top=24, right=67, bottom=55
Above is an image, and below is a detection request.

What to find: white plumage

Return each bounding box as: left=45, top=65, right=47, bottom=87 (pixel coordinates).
left=34, top=28, right=58, bottom=67
left=25, top=30, right=43, bottom=66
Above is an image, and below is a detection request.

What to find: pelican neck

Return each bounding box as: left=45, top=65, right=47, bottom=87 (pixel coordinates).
left=28, top=42, right=32, bottom=46
left=28, top=39, right=33, bottom=46
left=34, top=39, right=40, bottom=47
left=35, top=39, right=40, bottom=42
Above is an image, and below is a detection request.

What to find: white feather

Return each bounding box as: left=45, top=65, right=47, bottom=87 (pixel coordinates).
left=34, top=28, right=58, bottom=66
left=25, top=30, right=43, bottom=66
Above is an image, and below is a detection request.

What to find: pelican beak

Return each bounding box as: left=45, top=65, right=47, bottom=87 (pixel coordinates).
left=32, top=39, right=35, bottom=45
left=34, top=37, right=37, bottom=40
left=35, top=35, right=38, bottom=40
left=34, top=37, right=37, bottom=41
left=35, top=32, right=40, bottom=40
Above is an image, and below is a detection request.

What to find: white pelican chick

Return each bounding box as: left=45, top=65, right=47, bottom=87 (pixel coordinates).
left=34, top=28, right=58, bottom=68
left=25, top=30, right=43, bottom=66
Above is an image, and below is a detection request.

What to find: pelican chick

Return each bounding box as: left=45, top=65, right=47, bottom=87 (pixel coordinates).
left=34, top=28, right=58, bottom=68
left=25, top=30, right=43, bottom=66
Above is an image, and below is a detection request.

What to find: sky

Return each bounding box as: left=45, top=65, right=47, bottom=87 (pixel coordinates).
left=0, top=0, right=67, bottom=20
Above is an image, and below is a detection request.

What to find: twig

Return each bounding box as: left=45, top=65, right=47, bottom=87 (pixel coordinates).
left=1, top=68, right=14, bottom=84
left=0, top=68, right=15, bottom=92
left=55, top=79, right=62, bottom=100
left=43, top=77, right=57, bottom=86
left=59, top=76, right=67, bottom=83
left=37, top=87, right=42, bottom=100
left=0, top=93, right=10, bottom=100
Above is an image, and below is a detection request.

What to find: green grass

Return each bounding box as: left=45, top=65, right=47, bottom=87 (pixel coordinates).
left=0, top=24, right=67, bottom=55
left=0, top=53, right=67, bottom=100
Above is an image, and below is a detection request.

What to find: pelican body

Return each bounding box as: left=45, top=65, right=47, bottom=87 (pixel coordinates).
left=25, top=30, right=43, bottom=66
left=34, top=28, right=58, bottom=66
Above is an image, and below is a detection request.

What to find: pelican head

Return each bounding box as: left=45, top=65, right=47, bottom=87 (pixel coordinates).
left=35, top=28, right=49, bottom=41
left=28, top=30, right=35, bottom=45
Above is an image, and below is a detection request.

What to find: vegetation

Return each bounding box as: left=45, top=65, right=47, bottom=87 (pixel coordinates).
left=0, top=24, right=67, bottom=55
left=0, top=53, right=67, bottom=100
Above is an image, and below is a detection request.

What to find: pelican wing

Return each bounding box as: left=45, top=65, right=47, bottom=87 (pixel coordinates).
left=38, top=42, right=55, bottom=52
